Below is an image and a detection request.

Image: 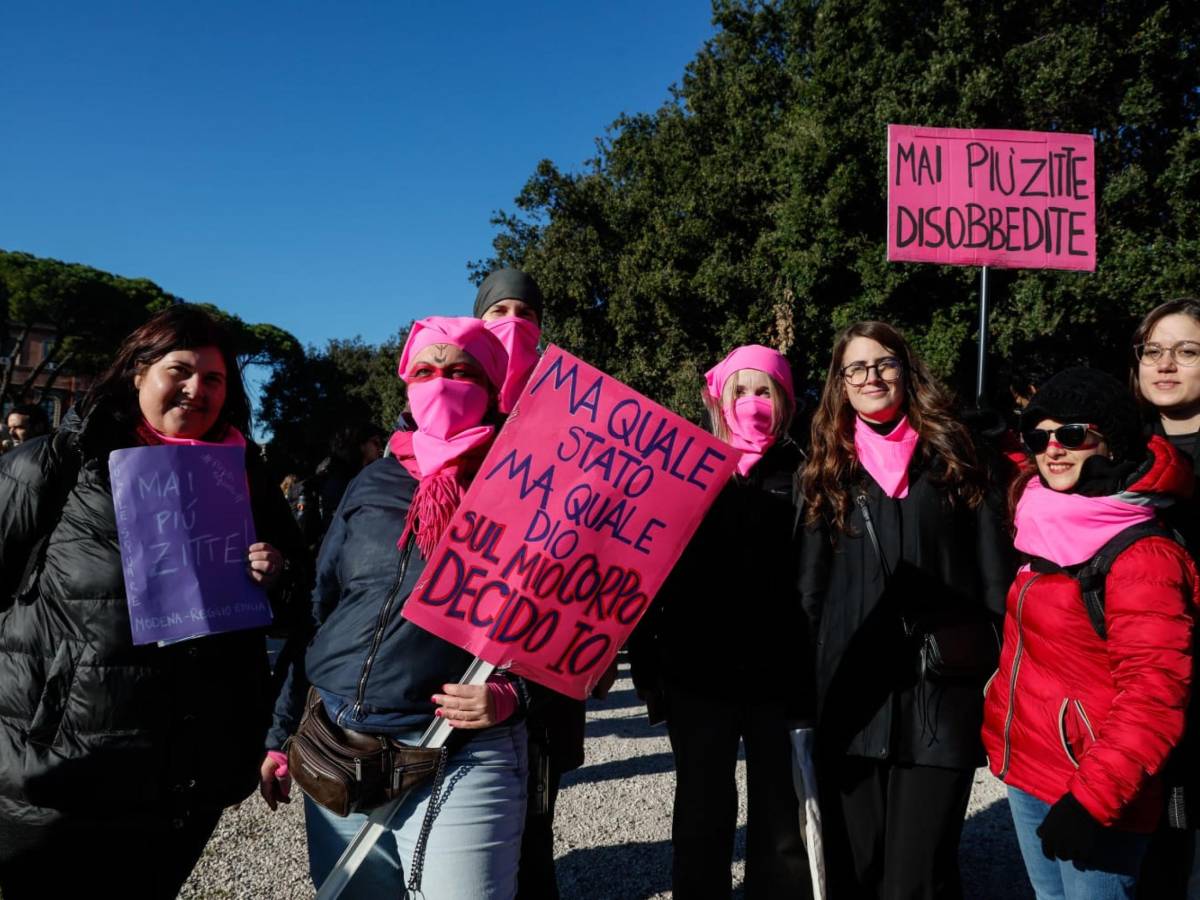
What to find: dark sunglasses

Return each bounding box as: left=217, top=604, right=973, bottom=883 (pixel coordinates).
left=1021, top=423, right=1102, bottom=454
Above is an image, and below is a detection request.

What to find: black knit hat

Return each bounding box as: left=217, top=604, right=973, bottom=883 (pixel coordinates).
left=472, top=269, right=545, bottom=321
left=1020, top=367, right=1144, bottom=463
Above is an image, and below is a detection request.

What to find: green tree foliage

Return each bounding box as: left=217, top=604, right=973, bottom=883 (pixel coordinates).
left=258, top=330, right=409, bottom=474
left=0, top=250, right=301, bottom=426
left=475, top=0, right=1200, bottom=417
left=0, top=250, right=177, bottom=405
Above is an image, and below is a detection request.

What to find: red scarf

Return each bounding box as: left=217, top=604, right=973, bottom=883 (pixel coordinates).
left=388, top=429, right=493, bottom=559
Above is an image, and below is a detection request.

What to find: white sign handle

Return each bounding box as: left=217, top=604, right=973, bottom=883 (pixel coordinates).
left=313, top=656, right=496, bottom=900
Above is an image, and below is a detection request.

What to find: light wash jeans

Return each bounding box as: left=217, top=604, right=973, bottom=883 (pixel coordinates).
left=305, top=722, right=528, bottom=900
left=1008, top=786, right=1149, bottom=900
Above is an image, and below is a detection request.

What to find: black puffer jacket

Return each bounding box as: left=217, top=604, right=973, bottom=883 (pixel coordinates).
left=0, top=407, right=303, bottom=849
left=796, top=456, right=1013, bottom=768
left=630, top=440, right=812, bottom=714
left=275, top=456, right=477, bottom=742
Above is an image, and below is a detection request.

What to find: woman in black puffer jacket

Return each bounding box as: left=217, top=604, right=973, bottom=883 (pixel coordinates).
left=0, top=306, right=304, bottom=899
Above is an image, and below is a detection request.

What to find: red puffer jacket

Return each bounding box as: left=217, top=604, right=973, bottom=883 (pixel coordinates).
left=981, top=437, right=1199, bottom=832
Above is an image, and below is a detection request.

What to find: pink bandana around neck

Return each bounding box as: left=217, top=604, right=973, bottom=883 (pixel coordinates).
left=854, top=415, right=919, bottom=498
left=1013, top=476, right=1156, bottom=567
left=137, top=419, right=246, bottom=448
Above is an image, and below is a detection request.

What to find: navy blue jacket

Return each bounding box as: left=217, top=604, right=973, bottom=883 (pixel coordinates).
left=275, top=457, right=476, bottom=742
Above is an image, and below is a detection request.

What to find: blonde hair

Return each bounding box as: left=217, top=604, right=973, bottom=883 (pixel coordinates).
left=702, top=370, right=794, bottom=442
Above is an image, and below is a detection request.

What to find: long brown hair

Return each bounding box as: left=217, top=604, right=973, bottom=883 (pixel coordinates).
left=801, top=320, right=984, bottom=533
left=1129, top=297, right=1200, bottom=407
left=82, top=304, right=251, bottom=438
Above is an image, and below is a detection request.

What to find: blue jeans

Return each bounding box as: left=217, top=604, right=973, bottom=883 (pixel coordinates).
left=1007, top=786, right=1150, bottom=900
left=305, top=722, right=528, bottom=900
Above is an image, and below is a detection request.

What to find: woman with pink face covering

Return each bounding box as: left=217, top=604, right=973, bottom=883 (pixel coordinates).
left=261, top=317, right=528, bottom=899
left=474, top=268, right=544, bottom=414
left=797, top=321, right=1012, bottom=899
left=630, top=344, right=812, bottom=899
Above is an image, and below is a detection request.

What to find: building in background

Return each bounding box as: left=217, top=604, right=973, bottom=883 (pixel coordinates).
left=1, top=321, right=95, bottom=438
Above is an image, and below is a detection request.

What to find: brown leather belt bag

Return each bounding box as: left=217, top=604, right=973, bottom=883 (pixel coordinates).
left=287, top=687, right=445, bottom=817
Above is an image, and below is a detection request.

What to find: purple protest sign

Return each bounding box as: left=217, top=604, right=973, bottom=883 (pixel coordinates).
left=109, top=445, right=272, bottom=645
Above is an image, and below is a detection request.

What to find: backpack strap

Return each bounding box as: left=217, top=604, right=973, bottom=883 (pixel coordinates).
left=1074, top=520, right=1181, bottom=640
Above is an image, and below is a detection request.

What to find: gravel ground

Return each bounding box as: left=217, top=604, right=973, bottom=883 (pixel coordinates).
left=182, top=662, right=1034, bottom=899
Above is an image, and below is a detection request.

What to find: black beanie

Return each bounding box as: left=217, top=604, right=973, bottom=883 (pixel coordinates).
left=1020, top=367, right=1144, bottom=463
left=472, top=269, right=545, bottom=321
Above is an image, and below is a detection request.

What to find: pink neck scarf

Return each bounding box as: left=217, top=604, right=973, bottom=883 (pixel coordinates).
left=1013, top=476, right=1156, bottom=567
left=137, top=419, right=246, bottom=448
left=854, top=415, right=919, bottom=498
left=484, top=317, right=541, bottom=414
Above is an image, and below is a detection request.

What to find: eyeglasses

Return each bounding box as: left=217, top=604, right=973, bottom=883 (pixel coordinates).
left=841, top=358, right=903, bottom=386
left=1021, top=423, right=1103, bottom=454
left=1135, top=342, right=1200, bottom=367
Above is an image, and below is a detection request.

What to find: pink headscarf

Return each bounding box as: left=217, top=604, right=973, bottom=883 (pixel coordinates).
left=398, top=316, right=507, bottom=391
left=703, top=345, right=795, bottom=406
left=392, top=316, right=507, bottom=559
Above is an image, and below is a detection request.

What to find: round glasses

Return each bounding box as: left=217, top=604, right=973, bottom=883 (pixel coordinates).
left=1135, top=342, right=1200, bottom=367
left=841, top=357, right=903, bottom=386
left=1021, top=423, right=1103, bottom=454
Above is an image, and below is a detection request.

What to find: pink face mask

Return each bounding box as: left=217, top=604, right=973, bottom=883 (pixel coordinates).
left=724, top=396, right=775, bottom=448
left=484, top=317, right=541, bottom=413
left=406, top=378, right=490, bottom=439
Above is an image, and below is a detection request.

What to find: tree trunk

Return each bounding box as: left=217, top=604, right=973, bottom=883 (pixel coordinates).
left=35, top=348, right=74, bottom=404
left=0, top=325, right=30, bottom=407
left=16, top=328, right=61, bottom=403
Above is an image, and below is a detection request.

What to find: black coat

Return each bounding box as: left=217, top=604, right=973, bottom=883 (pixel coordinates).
left=796, top=455, right=1012, bottom=769
left=0, top=407, right=304, bottom=854
left=630, top=440, right=812, bottom=715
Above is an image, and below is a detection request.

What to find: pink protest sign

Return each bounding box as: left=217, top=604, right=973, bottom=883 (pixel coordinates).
left=401, top=346, right=739, bottom=699
left=887, top=124, right=1096, bottom=271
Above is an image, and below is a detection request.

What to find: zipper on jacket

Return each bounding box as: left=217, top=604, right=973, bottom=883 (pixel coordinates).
left=1057, top=699, right=1080, bottom=768
left=998, top=573, right=1041, bottom=779
left=353, top=539, right=415, bottom=718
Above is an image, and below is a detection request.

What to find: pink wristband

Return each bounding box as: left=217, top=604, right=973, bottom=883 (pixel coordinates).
left=486, top=680, right=519, bottom=724
left=267, top=749, right=289, bottom=778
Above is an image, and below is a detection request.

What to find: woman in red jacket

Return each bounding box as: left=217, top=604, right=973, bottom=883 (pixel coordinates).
left=981, top=367, right=1198, bottom=899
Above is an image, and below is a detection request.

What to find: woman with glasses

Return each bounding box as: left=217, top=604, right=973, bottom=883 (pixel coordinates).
left=797, top=321, right=1012, bottom=899
left=981, top=367, right=1197, bottom=900
left=1130, top=298, right=1200, bottom=898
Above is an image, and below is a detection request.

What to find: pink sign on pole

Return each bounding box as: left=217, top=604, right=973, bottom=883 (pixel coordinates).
left=887, top=124, right=1096, bottom=271
left=401, top=346, right=738, bottom=699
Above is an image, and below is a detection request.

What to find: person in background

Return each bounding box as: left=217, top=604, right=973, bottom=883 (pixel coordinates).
left=5, top=402, right=50, bottom=445
left=474, top=267, right=545, bottom=414
left=982, top=367, right=1198, bottom=900
left=798, top=320, right=1012, bottom=899
left=260, top=316, right=528, bottom=898
left=632, top=343, right=811, bottom=899
left=1129, top=297, right=1200, bottom=899
left=0, top=306, right=302, bottom=899
left=473, top=267, right=590, bottom=900
left=314, top=422, right=387, bottom=532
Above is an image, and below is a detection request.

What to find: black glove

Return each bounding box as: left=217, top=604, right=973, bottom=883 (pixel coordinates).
left=1037, top=792, right=1106, bottom=863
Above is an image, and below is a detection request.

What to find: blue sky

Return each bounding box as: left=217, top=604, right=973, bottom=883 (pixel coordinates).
left=1, top=2, right=716, bottom=353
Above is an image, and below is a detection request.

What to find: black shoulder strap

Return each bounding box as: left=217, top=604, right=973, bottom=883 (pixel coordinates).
left=1075, top=520, right=1180, bottom=640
